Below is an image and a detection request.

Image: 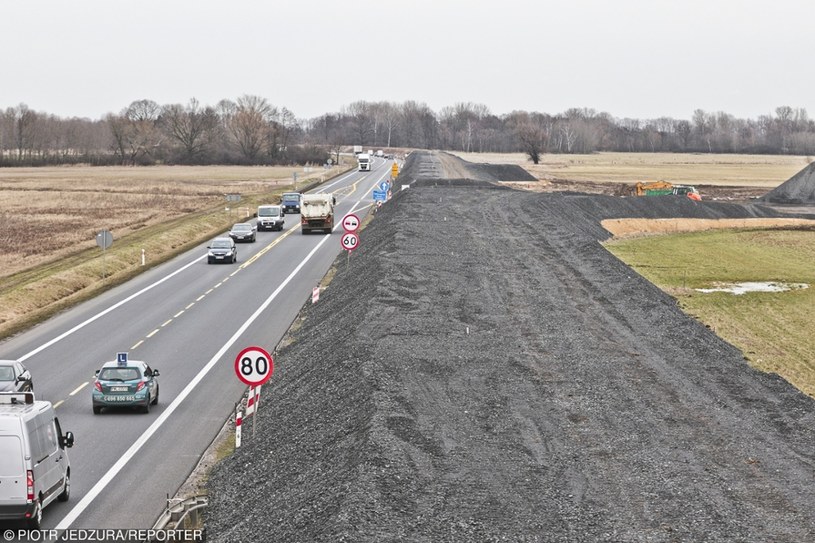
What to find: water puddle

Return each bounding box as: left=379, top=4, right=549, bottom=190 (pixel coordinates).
left=695, top=282, right=809, bottom=295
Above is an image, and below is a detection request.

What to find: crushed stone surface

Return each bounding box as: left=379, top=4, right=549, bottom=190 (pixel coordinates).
left=204, top=151, right=815, bottom=543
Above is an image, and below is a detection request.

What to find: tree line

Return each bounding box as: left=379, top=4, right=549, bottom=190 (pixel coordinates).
left=1, top=97, right=813, bottom=167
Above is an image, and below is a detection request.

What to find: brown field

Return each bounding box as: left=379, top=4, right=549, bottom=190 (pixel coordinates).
left=0, top=164, right=348, bottom=278
left=450, top=151, right=812, bottom=187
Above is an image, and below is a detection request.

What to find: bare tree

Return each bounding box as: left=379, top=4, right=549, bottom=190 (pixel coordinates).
left=161, top=98, right=218, bottom=163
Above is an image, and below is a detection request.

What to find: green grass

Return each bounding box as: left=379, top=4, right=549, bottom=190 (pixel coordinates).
left=605, top=228, right=815, bottom=397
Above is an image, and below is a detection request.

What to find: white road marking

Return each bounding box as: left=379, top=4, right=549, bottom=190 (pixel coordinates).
left=146, top=329, right=159, bottom=338
left=55, top=225, right=337, bottom=530
left=69, top=382, right=88, bottom=396
left=18, top=256, right=205, bottom=362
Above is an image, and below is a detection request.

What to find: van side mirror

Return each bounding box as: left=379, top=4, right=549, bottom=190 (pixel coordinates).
left=61, top=431, right=75, bottom=449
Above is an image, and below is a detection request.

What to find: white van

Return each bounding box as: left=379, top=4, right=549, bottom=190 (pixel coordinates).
left=0, top=391, right=74, bottom=529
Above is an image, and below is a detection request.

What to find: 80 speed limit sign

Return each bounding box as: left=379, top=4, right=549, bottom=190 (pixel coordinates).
left=341, top=232, right=359, bottom=251
left=234, top=346, right=274, bottom=386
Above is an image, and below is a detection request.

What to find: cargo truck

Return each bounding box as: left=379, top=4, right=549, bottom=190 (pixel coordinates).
left=357, top=153, right=372, bottom=172
left=301, top=193, right=335, bottom=234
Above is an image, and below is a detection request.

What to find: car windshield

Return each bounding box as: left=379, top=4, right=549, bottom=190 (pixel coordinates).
left=232, top=224, right=252, bottom=232
left=0, top=367, right=13, bottom=381
left=211, top=239, right=231, bottom=248
left=282, top=194, right=299, bottom=202
left=99, top=367, right=141, bottom=381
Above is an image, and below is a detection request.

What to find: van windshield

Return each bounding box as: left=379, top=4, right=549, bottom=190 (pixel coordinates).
left=259, top=208, right=279, bottom=217
left=0, top=435, right=24, bottom=476
left=282, top=194, right=300, bottom=202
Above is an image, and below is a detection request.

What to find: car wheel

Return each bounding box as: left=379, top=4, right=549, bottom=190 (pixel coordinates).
left=208, top=257, right=213, bottom=264
left=142, top=400, right=150, bottom=414
left=58, top=472, right=70, bottom=502
left=151, top=384, right=159, bottom=405
left=233, top=254, right=237, bottom=263
left=27, top=501, right=42, bottom=530
left=93, top=406, right=102, bottom=415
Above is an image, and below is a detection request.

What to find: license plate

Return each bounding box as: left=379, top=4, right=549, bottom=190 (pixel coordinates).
left=109, top=395, right=135, bottom=402
left=216, top=255, right=224, bottom=259
left=111, top=386, right=128, bottom=392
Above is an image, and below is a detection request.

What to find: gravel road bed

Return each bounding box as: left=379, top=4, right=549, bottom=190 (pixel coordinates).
left=205, top=151, right=815, bottom=542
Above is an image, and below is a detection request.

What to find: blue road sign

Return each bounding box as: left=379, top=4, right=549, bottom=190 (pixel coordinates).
left=379, top=180, right=391, bottom=192
left=373, top=190, right=387, bottom=202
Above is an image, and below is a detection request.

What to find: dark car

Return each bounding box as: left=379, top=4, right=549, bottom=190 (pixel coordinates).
left=281, top=192, right=302, bottom=214
left=0, top=360, right=33, bottom=392
left=229, top=222, right=257, bottom=243
left=207, top=237, right=237, bottom=264
left=92, top=358, right=159, bottom=414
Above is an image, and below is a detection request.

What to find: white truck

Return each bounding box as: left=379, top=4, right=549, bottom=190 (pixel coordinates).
left=300, top=193, right=335, bottom=234
left=357, top=153, right=372, bottom=172
left=375, top=150, right=384, bottom=158
left=0, top=391, right=75, bottom=529
left=353, top=145, right=363, bottom=155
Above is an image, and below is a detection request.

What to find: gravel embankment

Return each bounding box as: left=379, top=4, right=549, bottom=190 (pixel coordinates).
left=205, top=151, right=815, bottom=542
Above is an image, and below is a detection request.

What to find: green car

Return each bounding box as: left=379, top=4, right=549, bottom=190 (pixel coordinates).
left=92, top=359, right=160, bottom=414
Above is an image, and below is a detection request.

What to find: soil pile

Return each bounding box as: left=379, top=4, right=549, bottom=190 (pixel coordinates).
left=205, top=151, right=815, bottom=542
left=760, top=160, right=815, bottom=204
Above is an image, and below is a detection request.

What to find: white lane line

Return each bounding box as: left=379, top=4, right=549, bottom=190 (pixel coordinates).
left=146, top=329, right=159, bottom=338
left=185, top=303, right=195, bottom=310
left=131, top=340, right=144, bottom=350
left=56, top=230, right=336, bottom=530
left=18, top=256, right=205, bottom=362
left=161, top=319, right=172, bottom=327
left=53, top=400, right=64, bottom=409
left=69, top=382, right=88, bottom=396
left=174, top=310, right=184, bottom=318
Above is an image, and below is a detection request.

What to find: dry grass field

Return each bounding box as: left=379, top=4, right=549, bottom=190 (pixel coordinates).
left=450, top=151, right=812, bottom=187
left=0, top=162, right=353, bottom=338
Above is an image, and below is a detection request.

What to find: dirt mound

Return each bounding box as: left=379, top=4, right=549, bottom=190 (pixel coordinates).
left=205, top=151, right=815, bottom=542
left=760, top=160, right=815, bottom=204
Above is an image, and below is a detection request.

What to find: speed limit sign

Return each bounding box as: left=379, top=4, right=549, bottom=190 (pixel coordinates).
left=341, top=232, right=359, bottom=251
left=234, top=346, right=274, bottom=386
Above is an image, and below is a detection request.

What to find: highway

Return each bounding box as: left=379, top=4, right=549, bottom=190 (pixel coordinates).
left=0, top=157, right=395, bottom=530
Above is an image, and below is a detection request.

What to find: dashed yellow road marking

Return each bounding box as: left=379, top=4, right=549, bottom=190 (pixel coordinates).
left=53, top=400, right=64, bottom=409
left=69, top=382, right=88, bottom=396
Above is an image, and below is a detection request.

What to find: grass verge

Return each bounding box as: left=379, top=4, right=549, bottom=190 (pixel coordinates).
left=604, top=227, right=815, bottom=397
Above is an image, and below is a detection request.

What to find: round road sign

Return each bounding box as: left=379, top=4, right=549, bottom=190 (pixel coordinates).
left=234, top=346, right=274, bottom=386
left=342, top=213, right=361, bottom=232
left=341, top=232, right=359, bottom=251
left=96, top=230, right=113, bottom=249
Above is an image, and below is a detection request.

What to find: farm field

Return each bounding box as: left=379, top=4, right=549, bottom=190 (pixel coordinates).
left=0, top=163, right=352, bottom=338
left=605, top=227, right=815, bottom=397
left=450, top=151, right=811, bottom=187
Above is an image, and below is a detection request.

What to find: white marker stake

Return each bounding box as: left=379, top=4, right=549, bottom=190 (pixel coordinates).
left=236, top=410, right=242, bottom=448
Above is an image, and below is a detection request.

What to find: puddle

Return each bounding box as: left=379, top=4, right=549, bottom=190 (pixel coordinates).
left=695, top=282, right=809, bottom=295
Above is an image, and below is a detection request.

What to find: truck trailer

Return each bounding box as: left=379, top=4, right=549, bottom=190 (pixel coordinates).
left=301, top=193, right=335, bottom=234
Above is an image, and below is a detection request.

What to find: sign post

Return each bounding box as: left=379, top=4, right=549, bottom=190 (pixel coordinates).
left=96, top=230, right=113, bottom=279
left=234, top=346, right=274, bottom=439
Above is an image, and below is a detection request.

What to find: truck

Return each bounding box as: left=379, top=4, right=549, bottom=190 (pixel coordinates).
left=301, top=193, right=335, bottom=234
left=0, top=391, right=75, bottom=529
left=357, top=153, right=372, bottom=172
left=353, top=145, right=363, bottom=155
left=633, top=181, right=701, bottom=201
left=375, top=150, right=384, bottom=158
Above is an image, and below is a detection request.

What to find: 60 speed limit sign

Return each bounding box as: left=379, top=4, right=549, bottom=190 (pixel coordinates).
left=234, top=346, right=274, bottom=386
left=341, top=232, right=359, bottom=251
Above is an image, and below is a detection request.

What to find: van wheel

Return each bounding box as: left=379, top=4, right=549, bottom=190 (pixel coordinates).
left=58, top=472, right=70, bottom=502
left=27, top=501, right=42, bottom=529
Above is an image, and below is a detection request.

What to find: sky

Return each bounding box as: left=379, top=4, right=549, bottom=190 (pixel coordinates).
left=2, top=0, right=813, bottom=122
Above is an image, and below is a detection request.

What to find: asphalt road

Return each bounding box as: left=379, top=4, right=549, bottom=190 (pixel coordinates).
left=0, top=156, right=396, bottom=531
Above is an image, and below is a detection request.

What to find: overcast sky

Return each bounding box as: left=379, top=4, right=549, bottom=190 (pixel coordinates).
left=3, top=0, right=812, bottom=122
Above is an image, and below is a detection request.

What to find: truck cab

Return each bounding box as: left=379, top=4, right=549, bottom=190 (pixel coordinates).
left=357, top=153, right=372, bottom=172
